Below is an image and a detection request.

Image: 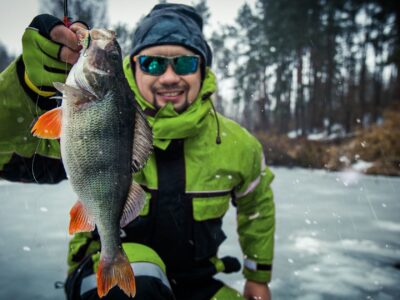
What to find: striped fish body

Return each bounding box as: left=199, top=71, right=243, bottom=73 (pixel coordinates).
left=62, top=76, right=134, bottom=256
left=32, top=29, right=153, bottom=298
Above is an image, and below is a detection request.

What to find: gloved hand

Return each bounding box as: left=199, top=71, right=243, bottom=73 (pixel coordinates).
left=221, top=256, right=241, bottom=273
left=21, top=14, right=88, bottom=94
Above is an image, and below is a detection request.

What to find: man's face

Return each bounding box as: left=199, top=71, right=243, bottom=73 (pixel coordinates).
left=134, top=45, right=202, bottom=113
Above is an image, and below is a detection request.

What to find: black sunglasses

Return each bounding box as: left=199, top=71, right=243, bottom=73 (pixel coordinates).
left=134, top=55, right=200, bottom=76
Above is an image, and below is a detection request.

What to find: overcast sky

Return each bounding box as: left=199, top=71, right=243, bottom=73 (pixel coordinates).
left=0, top=0, right=254, bottom=54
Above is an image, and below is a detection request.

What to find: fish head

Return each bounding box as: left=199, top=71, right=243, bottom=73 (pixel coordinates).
left=75, top=28, right=123, bottom=95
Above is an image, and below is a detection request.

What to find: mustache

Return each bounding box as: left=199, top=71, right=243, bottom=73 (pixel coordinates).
left=150, top=83, right=189, bottom=93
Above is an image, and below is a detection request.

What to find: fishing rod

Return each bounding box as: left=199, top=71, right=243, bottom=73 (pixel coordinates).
left=63, top=0, right=72, bottom=27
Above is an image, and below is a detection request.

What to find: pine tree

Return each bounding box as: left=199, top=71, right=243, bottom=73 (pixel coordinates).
left=0, top=42, right=15, bottom=72
left=192, top=0, right=211, bottom=26
left=113, top=23, right=133, bottom=58
left=39, top=0, right=108, bottom=27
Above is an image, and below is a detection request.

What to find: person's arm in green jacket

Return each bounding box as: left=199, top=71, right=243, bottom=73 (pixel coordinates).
left=0, top=14, right=86, bottom=183
left=235, top=139, right=275, bottom=299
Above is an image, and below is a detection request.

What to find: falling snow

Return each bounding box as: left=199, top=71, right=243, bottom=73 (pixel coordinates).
left=217, top=167, right=400, bottom=299
left=0, top=167, right=399, bottom=299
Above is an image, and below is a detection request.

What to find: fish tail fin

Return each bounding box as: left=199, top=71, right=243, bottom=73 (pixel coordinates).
left=97, top=250, right=136, bottom=298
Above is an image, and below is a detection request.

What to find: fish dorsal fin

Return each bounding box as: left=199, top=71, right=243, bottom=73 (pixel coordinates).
left=131, top=107, right=153, bottom=173
left=31, top=107, right=62, bottom=139
left=69, top=200, right=95, bottom=234
left=120, top=182, right=146, bottom=228
left=53, top=82, right=96, bottom=105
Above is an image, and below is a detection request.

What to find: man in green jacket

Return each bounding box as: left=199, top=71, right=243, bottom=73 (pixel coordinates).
left=0, top=4, right=275, bottom=300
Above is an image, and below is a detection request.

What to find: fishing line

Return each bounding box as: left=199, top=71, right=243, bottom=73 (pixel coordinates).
left=31, top=78, right=44, bottom=184
left=29, top=0, right=71, bottom=183
left=31, top=138, right=42, bottom=184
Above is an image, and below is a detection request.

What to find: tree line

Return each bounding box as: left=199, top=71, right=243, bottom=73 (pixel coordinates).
left=210, top=0, right=400, bottom=137
left=1, top=0, right=398, bottom=139
left=0, top=43, right=15, bottom=72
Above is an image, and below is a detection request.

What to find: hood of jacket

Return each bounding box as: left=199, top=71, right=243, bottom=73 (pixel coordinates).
left=123, top=55, right=217, bottom=149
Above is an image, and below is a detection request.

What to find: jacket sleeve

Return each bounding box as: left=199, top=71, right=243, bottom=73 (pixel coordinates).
left=235, top=139, right=275, bottom=283
left=0, top=57, right=66, bottom=183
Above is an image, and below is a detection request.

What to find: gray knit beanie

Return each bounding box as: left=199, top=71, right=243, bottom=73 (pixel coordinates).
left=131, top=3, right=212, bottom=69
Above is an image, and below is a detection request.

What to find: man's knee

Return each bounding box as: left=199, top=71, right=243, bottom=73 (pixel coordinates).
left=66, top=243, right=174, bottom=300
left=81, top=274, right=174, bottom=300
left=210, top=284, right=245, bottom=300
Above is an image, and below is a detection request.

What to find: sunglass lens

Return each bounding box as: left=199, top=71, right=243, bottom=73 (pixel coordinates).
left=174, top=56, right=199, bottom=75
left=139, top=56, right=166, bottom=75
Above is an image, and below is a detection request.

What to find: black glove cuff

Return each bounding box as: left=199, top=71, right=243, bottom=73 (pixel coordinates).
left=221, top=256, right=241, bottom=273
left=71, top=20, right=90, bottom=29
left=29, top=14, right=64, bottom=40
left=16, top=56, right=59, bottom=111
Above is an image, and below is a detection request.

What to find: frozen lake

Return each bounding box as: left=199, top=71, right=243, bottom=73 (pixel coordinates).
left=0, top=167, right=399, bottom=299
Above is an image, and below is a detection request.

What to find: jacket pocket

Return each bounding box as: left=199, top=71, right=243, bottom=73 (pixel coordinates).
left=192, top=194, right=230, bottom=221
left=192, top=194, right=230, bottom=260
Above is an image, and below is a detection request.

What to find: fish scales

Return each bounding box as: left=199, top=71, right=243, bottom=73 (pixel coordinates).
left=63, top=89, right=134, bottom=254
left=31, top=28, right=153, bottom=298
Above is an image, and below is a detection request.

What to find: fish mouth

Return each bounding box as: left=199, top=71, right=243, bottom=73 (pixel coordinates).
left=76, top=29, right=117, bottom=52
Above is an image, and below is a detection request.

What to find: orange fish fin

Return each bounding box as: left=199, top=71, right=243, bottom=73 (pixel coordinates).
left=31, top=107, right=62, bottom=139
left=97, top=250, right=136, bottom=298
left=120, top=182, right=145, bottom=228
left=69, top=200, right=95, bottom=235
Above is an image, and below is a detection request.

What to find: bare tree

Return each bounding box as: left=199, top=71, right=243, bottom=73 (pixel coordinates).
left=39, top=0, right=108, bottom=28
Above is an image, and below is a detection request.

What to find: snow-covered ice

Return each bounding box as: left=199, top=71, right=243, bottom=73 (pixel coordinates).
left=217, top=167, right=400, bottom=299
left=0, top=167, right=399, bottom=299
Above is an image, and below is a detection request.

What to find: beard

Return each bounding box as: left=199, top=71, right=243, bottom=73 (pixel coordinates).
left=152, top=94, right=190, bottom=113
left=151, top=82, right=190, bottom=113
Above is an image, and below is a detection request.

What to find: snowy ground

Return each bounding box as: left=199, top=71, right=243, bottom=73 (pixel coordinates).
left=0, top=167, right=399, bottom=300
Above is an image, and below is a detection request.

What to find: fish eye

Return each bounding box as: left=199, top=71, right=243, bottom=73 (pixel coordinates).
left=110, top=51, right=119, bottom=61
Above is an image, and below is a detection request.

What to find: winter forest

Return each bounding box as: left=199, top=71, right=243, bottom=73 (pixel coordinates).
left=1, top=1, right=400, bottom=299
left=0, top=0, right=399, bottom=175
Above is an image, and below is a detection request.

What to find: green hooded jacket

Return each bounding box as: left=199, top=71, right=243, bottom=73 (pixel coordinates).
left=0, top=57, right=61, bottom=170
left=0, top=55, right=275, bottom=283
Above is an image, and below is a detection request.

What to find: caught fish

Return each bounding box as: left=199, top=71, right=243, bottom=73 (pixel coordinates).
left=31, top=28, right=153, bottom=298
